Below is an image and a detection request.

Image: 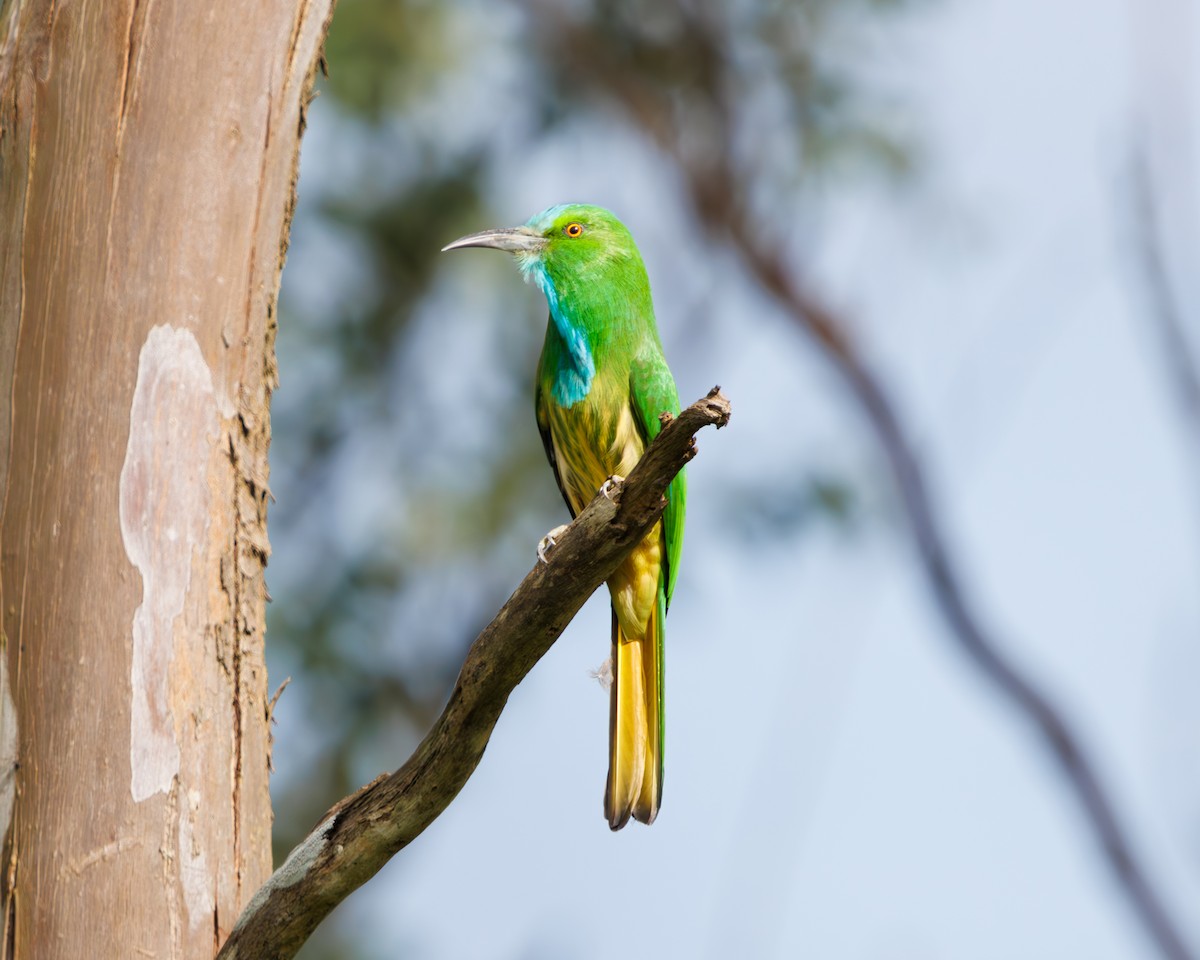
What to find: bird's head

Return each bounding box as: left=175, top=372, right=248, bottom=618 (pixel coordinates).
left=442, top=203, right=643, bottom=293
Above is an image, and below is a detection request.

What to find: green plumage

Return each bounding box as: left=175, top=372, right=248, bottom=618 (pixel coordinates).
left=444, top=203, right=685, bottom=829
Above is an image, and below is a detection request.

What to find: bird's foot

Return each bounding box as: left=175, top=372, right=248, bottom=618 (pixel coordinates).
left=537, top=524, right=571, bottom=564
left=599, top=475, right=625, bottom=501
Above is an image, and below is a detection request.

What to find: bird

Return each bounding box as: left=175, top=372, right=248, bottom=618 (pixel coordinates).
left=443, top=204, right=685, bottom=829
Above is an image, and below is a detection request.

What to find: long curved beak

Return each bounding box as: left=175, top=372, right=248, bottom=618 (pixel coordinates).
left=441, top=225, right=546, bottom=254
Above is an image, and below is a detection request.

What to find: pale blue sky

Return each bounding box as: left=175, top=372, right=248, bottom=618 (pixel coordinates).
left=273, top=0, right=1200, bottom=956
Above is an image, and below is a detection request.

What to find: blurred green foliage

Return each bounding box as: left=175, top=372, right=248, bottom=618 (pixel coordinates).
left=320, top=0, right=450, bottom=118
left=269, top=1, right=913, bottom=955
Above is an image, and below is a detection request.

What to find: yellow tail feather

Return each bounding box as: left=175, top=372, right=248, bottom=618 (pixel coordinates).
left=604, top=605, right=661, bottom=829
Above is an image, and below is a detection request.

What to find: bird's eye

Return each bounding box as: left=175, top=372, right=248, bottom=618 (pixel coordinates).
left=564, top=222, right=584, bottom=238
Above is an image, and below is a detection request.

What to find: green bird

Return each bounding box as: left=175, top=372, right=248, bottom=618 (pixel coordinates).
left=444, top=204, right=685, bottom=829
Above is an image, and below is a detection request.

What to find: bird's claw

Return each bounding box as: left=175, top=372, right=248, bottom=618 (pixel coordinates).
left=537, top=524, right=571, bottom=564
left=600, top=475, right=625, bottom=501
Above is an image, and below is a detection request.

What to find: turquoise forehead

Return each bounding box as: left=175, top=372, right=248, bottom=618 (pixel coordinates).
left=524, top=203, right=615, bottom=233
left=525, top=204, right=573, bottom=231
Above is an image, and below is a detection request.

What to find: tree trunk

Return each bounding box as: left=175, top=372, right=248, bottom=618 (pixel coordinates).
left=0, top=0, right=332, bottom=955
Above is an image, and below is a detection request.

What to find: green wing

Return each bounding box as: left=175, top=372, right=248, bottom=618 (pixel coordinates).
left=630, top=352, right=686, bottom=607
left=534, top=381, right=575, bottom=518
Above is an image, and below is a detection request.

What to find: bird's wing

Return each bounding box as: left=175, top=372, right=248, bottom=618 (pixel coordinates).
left=630, top=351, right=686, bottom=607
left=535, top=380, right=577, bottom=519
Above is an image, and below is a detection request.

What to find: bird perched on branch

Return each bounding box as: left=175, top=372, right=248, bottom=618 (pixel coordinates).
left=444, top=204, right=685, bottom=829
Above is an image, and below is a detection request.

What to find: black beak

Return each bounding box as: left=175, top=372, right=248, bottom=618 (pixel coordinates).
left=441, top=225, right=547, bottom=254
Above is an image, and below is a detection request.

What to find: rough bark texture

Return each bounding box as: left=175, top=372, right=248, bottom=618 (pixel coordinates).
left=217, top=389, right=731, bottom=960
left=0, top=0, right=333, bottom=956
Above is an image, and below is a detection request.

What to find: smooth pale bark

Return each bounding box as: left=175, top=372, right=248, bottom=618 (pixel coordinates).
left=0, top=0, right=332, bottom=956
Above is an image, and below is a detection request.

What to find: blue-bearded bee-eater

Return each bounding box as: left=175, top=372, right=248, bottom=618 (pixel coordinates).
left=444, top=204, right=685, bottom=829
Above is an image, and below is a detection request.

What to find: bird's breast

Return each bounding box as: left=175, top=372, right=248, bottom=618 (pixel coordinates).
left=546, top=391, right=644, bottom=517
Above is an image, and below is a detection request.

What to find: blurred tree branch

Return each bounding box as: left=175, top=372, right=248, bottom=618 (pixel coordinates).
left=731, top=222, right=1196, bottom=960
left=1130, top=148, right=1200, bottom=471
left=517, top=3, right=1197, bottom=958
left=218, top=389, right=730, bottom=960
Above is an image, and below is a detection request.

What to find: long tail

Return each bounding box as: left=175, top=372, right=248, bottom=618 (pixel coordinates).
left=604, top=584, right=665, bottom=830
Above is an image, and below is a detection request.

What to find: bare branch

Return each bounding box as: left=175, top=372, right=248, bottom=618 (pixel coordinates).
left=717, top=182, right=1197, bottom=960
left=752, top=261, right=1197, bottom=960
left=217, top=389, right=731, bottom=960
left=1129, top=149, right=1200, bottom=462
left=689, top=157, right=1196, bottom=960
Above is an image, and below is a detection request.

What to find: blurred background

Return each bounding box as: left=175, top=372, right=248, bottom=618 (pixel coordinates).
left=266, top=0, right=1200, bottom=956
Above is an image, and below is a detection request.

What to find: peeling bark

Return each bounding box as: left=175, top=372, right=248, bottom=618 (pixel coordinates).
left=0, top=0, right=334, bottom=956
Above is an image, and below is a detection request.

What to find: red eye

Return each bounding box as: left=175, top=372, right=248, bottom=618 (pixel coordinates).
left=564, top=222, right=584, bottom=238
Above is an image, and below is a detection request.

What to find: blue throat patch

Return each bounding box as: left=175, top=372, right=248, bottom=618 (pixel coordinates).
left=523, top=260, right=595, bottom=406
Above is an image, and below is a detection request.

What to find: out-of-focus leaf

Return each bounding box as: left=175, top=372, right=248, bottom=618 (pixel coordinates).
left=322, top=0, right=451, bottom=120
